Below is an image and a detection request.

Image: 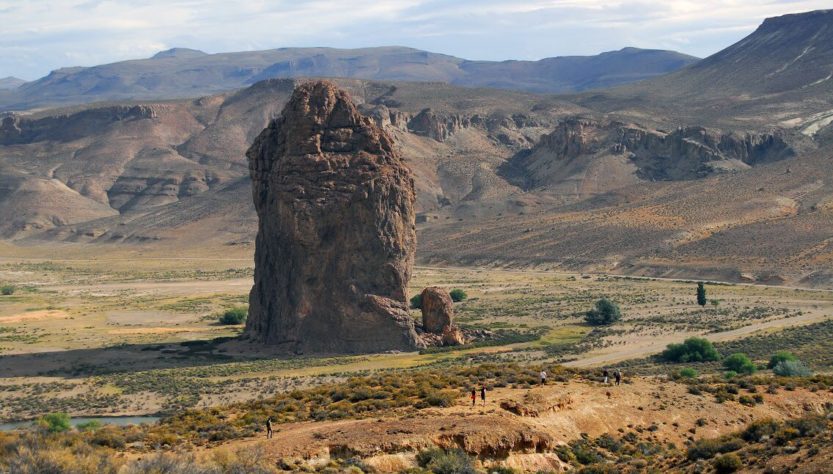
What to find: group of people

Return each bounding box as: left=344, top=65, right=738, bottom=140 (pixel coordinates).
left=265, top=367, right=626, bottom=437
left=602, top=368, right=622, bottom=385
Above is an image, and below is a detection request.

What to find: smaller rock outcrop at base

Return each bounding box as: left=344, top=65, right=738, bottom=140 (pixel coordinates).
left=420, top=287, right=465, bottom=346
left=441, top=325, right=466, bottom=346
left=420, top=287, right=454, bottom=334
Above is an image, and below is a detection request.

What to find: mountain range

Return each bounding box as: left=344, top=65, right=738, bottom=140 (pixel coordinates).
left=0, top=46, right=696, bottom=111
left=1, top=10, right=833, bottom=287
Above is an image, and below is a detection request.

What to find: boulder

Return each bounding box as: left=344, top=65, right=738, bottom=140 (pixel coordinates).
left=420, top=287, right=454, bottom=334
left=244, top=80, right=421, bottom=353
left=441, top=325, right=466, bottom=346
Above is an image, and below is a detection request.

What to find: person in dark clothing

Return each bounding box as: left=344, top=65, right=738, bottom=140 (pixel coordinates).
left=480, top=386, right=486, bottom=406
left=266, top=417, right=273, bottom=439
left=603, top=368, right=610, bottom=385
left=614, top=370, right=622, bottom=386
left=470, top=388, right=476, bottom=407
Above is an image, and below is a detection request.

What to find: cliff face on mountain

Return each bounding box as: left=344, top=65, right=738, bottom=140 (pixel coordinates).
left=245, top=81, right=421, bottom=353
left=509, top=118, right=795, bottom=192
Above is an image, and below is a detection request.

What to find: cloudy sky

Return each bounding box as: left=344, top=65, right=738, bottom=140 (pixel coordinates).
left=1, top=0, right=829, bottom=80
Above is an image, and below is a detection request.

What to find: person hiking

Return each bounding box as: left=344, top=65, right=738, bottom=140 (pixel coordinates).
left=603, top=368, right=610, bottom=385
left=266, top=417, right=273, bottom=439
left=480, top=385, right=487, bottom=406
left=614, top=370, right=622, bottom=386
left=539, top=369, right=548, bottom=386
left=470, top=388, right=477, bottom=407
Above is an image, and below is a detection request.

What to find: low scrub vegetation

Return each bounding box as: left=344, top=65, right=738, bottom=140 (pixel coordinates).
left=661, top=337, right=720, bottom=363
left=218, top=307, right=247, bottom=325
left=723, top=353, right=756, bottom=375
left=449, top=289, right=468, bottom=302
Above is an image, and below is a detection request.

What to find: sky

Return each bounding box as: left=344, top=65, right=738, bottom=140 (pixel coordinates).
left=1, top=0, right=830, bottom=80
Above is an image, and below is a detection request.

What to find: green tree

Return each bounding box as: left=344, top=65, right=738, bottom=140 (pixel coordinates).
left=767, top=351, right=798, bottom=369
left=723, top=353, right=756, bottom=374
left=697, top=282, right=707, bottom=306
left=585, top=298, right=622, bottom=326
left=410, top=294, right=422, bottom=309
left=661, top=337, right=720, bottom=362
left=449, top=289, right=467, bottom=302
left=0, top=285, right=14, bottom=296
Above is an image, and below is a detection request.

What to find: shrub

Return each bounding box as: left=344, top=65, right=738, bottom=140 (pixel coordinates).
left=416, top=448, right=476, bottom=474
left=660, top=337, right=720, bottom=363
left=768, top=351, right=798, bottom=369
left=219, top=307, right=247, bottom=325
left=410, top=294, right=422, bottom=309
left=772, top=360, right=812, bottom=377
left=786, top=415, right=827, bottom=437
left=77, top=420, right=102, bottom=431
left=38, top=412, right=71, bottom=433
left=713, top=453, right=742, bottom=473
left=585, top=298, right=621, bottom=326
left=723, top=353, right=756, bottom=375
left=449, top=289, right=467, bottom=302
left=0, top=285, right=14, bottom=296
left=723, top=371, right=737, bottom=380
left=742, top=418, right=779, bottom=442
left=678, top=368, right=699, bottom=379
left=686, top=437, right=743, bottom=460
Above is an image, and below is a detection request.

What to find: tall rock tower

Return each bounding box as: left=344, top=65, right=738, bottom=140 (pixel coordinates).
left=245, top=81, right=420, bottom=353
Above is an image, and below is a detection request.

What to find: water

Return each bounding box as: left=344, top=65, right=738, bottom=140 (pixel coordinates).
left=0, top=415, right=160, bottom=431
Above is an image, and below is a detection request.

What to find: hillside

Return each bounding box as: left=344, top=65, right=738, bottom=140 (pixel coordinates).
left=0, top=46, right=696, bottom=111
left=2, top=11, right=833, bottom=287
left=577, top=10, right=833, bottom=131
left=0, top=77, right=26, bottom=90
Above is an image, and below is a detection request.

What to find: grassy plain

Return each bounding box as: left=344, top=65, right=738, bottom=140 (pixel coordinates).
left=1, top=255, right=831, bottom=423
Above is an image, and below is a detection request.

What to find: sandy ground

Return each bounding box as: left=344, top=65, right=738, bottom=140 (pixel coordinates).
left=195, top=378, right=833, bottom=473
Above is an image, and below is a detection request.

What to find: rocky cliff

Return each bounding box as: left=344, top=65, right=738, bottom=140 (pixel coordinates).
left=245, top=80, right=421, bottom=353
left=512, top=118, right=795, bottom=189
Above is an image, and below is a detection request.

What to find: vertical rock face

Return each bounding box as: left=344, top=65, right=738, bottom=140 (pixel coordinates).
left=245, top=80, right=420, bottom=353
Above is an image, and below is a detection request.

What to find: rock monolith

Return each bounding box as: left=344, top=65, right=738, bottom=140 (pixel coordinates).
left=245, top=81, right=420, bottom=353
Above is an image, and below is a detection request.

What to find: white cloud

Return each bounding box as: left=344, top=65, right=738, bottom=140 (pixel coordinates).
left=0, top=0, right=830, bottom=79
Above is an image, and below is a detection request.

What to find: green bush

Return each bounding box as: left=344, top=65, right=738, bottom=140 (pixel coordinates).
left=38, top=412, right=71, bottom=433
left=585, top=298, right=621, bottom=326
left=660, top=337, right=720, bottom=363
left=416, top=448, right=476, bottom=474
left=773, top=360, right=812, bottom=377
left=219, top=307, right=247, bottom=325
left=449, top=289, right=467, bottom=302
left=76, top=420, right=102, bottom=432
left=723, top=371, right=738, bottom=380
left=678, top=368, right=699, bottom=379
left=768, top=351, right=798, bottom=369
left=0, top=285, right=14, bottom=296
left=713, top=453, right=742, bottom=473
left=742, top=418, right=779, bottom=442
left=723, top=353, right=756, bottom=375
left=686, top=437, right=743, bottom=460
left=410, top=294, right=422, bottom=309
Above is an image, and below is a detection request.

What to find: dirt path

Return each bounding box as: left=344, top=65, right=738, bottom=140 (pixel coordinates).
left=48, top=278, right=252, bottom=296
left=566, top=310, right=832, bottom=368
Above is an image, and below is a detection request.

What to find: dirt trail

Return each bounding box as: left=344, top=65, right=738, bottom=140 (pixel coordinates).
left=202, top=378, right=832, bottom=473
left=567, top=310, right=832, bottom=368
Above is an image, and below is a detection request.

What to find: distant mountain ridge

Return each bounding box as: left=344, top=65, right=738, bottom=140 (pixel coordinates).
left=577, top=9, right=833, bottom=131
left=0, top=77, right=26, bottom=90
left=0, top=46, right=697, bottom=111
